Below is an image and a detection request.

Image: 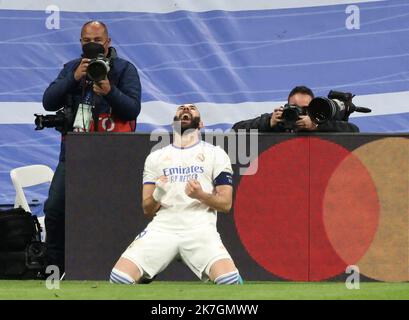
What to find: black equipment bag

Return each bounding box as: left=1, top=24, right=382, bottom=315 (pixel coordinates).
left=0, top=208, right=38, bottom=251
left=0, top=207, right=46, bottom=279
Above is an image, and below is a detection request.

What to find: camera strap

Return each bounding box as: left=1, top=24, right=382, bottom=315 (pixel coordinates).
left=91, top=99, right=99, bottom=132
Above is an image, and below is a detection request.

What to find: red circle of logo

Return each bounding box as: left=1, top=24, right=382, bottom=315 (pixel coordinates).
left=234, top=137, right=379, bottom=281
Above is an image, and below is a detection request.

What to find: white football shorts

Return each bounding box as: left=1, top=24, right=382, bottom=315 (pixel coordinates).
left=121, top=226, right=233, bottom=281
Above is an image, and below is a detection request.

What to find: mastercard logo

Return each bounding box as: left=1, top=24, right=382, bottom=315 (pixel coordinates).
left=234, top=137, right=409, bottom=282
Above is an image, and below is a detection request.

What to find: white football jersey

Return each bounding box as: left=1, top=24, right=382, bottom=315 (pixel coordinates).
left=143, top=140, right=233, bottom=232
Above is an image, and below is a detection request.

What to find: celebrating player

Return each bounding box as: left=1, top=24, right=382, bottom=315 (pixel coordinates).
left=110, top=104, right=242, bottom=285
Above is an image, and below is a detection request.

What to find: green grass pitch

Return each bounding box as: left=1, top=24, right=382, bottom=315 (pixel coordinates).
left=0, top=281, right=408, bottom=300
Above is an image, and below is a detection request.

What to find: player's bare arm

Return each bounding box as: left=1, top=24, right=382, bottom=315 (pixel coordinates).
left=142, top=175, right=169, bottom=218
left=185, top=179, right=233, bottom=213
left=142, top=184, right=160, bottom=218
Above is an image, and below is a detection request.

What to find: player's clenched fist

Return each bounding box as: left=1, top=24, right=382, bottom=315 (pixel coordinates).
left=185, top=179, right=204, bottom=200
left=152, top=175, right=169, bottom=203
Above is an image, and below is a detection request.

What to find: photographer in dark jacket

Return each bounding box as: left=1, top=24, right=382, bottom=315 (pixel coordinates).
left=231, top=86, right=359, bottom=132
left=42, top=21, right=141, bottom=274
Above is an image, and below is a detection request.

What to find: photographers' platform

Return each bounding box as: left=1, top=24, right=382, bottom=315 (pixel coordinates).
left=66, top=132, right=409, bottom=282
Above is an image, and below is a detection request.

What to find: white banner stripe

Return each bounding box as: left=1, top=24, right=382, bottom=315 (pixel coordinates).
left=0, top=0, right=385, bottom=13
left=1, top=91, right=408, bottom=125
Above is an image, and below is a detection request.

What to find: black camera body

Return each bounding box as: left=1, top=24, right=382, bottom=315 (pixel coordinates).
left=87, top=53, right=111, bottom=82
left=83, top=44, right=115, bottom=82
left=280, top=104, right=307, bottom=131
left=34, top=102, right=75, bottom=134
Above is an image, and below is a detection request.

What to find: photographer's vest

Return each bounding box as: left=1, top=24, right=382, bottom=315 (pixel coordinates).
left=74, top=83, right=136, bottom=133
left=90, top=112, right=136, bottom=132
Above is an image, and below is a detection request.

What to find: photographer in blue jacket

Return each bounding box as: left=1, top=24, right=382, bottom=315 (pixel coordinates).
left=41, top=20, right=141, bottom=275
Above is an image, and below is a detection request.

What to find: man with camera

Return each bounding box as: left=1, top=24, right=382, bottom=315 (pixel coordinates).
left=231, top=86, right=359, bottom=132
left=42, top=20, right=141, bottom=275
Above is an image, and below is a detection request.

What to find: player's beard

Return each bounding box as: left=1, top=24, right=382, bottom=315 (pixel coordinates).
left=173, top=115, right=201, bottom=135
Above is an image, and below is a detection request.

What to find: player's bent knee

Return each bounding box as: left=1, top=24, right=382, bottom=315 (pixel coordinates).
left=109, top=258, right=143, bottom=284
left=214, top=269, right=243, bottom=285
left=109, top=268, right=135, bottom=285
left=208, top=258, right=237, bottom=280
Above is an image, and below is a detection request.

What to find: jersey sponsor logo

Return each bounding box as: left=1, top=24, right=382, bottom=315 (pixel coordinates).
left=163, top=165, right=204, bottom=176
left=163, top=165, right=205, bottom=183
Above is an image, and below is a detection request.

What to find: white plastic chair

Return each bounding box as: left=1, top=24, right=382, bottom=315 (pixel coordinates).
left=10, top=164, right=54, bottom=242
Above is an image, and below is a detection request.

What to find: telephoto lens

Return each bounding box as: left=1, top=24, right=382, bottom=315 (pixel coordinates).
left=307, top=97, right=347, bottom=124
left=87, top=54, right=110, bottom=82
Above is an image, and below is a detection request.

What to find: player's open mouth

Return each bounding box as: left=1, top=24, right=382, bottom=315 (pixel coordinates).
left=181, top=113, right=191, bottom=121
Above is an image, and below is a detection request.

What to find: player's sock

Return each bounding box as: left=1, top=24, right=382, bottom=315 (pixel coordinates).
left=214, top=270, right=242, bottom=285
left=109, top=268, right=135, bottom=285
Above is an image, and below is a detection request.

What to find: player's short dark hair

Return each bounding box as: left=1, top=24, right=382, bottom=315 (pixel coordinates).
left=288, top=86, right=314, bottom=102
left=81, top=20, right=109, bottom=37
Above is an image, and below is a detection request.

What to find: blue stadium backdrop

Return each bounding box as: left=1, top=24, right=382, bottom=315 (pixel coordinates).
left=0, top=0, right=408, bottom=207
